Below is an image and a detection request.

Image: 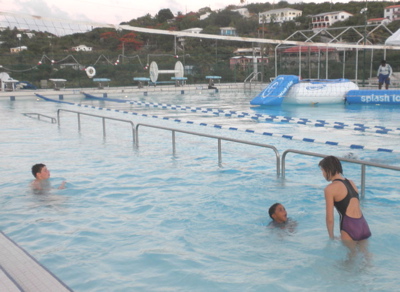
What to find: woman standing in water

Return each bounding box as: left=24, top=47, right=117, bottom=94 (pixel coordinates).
left=319, top=156, right=371, bottom=250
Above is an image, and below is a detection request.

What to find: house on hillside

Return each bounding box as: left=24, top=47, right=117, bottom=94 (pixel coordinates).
left=178, top=28, right=203, bottom=46
left=59, top=63, right=85, bottom=70
left=230, top=47, right=269, bottom=70
left=312, top=11, right=353, bottom=32
left=385, top=5, right=400, bottom=21
left=259, top=8, right=302, bottom=24
left=220, top=27, right=237, bottom=36
left=71, top=45, right=93, bottom=52
left=10, top=46, right=27, bottom=53
left=232, top=8, right=250, bottom=18
left=230, top=56, right=268, bottom=70
left=279, top=46, right=339, bottom=68
left=367, top=17, right=391, bottom=25
left=200, top=12, right=211, bottom=20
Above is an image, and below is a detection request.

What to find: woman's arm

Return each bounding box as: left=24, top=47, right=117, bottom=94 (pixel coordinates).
left=324, top=187, right=335, bottom=239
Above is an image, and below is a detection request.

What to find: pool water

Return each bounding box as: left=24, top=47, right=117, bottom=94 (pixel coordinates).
left=1, top=91, right=400, bottom=291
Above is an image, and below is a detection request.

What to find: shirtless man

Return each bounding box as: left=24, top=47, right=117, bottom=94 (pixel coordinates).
left=31, top=163, right=66, bottom=191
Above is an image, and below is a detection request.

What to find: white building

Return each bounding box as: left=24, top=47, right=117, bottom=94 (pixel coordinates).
left=312, top=11, right=353, bottom=31
left=259, top=8, right=302, bottom=24
left=200, top=12, right=211, bottom=20
left=220, top=27, right=237, bottom=36
left=10, top=46, right=27, bottom=53
left=232, top=8, right=250, bottom=18
left=367, top=17, right=391, bottom=25
left=178, top=28, right=203, bottom=46
left=71, top=45, right=93, bottom=52
left=181, top=28, right=203, bottom=34
left=384, top=5, right=400, bottom=22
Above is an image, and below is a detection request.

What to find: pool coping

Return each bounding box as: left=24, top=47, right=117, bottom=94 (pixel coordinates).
left=0, top=231, right=73, bottom=292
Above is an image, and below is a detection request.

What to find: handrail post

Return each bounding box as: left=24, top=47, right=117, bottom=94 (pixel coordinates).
left=102, top=117, right=106, bottom=138
left=77, top=113, right=81, bottom=132
left=132, top=124, right=136, bottom=145
left=57, top=110, right=61, bottom=126
left=218, top=138, right=222, bottom=165
left=172, top=130, right=176, bottom=155
left=361, top=164, right=366, bottom=199
left=135, top=125, right=140, bottom=146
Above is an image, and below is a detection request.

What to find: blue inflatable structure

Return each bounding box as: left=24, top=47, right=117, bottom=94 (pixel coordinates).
left=250, top=75, right=300, bottom=106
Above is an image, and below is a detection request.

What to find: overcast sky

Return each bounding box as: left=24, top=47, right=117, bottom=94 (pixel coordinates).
left=1, top=0, right=366, bottom=25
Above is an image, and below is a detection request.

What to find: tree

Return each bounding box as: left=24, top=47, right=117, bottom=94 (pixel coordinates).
left=156, top=9, right=174, bottom=23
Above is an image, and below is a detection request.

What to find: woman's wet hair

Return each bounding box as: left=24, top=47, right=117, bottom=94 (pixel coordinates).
left=268, top=203, right=281, bottom=219
left=318, top=156, right=343, bottom=180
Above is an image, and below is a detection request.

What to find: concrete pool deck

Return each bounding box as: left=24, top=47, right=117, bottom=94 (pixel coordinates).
left=0, top=82, right=245, bottom=100
left=0, top=231, right=73, bottom=292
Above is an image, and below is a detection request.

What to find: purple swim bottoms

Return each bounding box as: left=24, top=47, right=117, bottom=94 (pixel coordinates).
left=341, top=215, right=371, bottom=241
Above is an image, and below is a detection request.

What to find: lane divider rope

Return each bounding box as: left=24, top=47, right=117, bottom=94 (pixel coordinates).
left=82, top=93, right=400, bottom=136
left=35, top=93, right=399, bottom=153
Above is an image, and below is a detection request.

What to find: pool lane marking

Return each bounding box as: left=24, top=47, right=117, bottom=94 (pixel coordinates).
left=35, top=94, right=398, bottom=153
left=82, top=93, right=400, bottom=136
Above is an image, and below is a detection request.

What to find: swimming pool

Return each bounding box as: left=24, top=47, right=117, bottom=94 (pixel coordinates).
left=1, top=90, right=400, bottom=291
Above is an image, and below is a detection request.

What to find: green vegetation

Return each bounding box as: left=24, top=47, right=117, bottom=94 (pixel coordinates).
left=1, top=1, right=399, bottom=88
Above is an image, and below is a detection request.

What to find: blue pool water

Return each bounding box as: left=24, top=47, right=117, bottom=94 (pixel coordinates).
left=1, top=90, right=400, bottom=291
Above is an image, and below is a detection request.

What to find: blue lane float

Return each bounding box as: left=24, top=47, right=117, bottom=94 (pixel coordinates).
left=345, top=89, right=400, bottom=105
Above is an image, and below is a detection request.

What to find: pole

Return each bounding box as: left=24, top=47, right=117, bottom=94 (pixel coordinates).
left=362, top=6, right=368, bottom=87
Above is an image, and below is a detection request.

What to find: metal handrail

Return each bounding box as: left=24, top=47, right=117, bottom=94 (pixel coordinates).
left=135, top=123, right=280, bottom=176
left=244, top=72, right=262, bottom=88
left=23, top=113, right=56, bottom=123
left=282, top=149, right=400, bottom=198
left=57, top=109, right=136, bottom=144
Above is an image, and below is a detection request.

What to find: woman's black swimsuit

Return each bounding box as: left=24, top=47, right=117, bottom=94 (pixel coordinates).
left=333, top=179, right=371, bottom=241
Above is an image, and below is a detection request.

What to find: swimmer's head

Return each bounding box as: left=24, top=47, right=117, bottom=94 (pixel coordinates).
left=269, top=203, right=287, bottom=223
left=319, top=156, right=342, bottom=181
left=31, top=163, right=49, bottom=179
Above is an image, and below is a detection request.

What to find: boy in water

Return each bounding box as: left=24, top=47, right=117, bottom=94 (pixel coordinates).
left=268, top=203, right=287, bottom=225
left=268, top=203, right=297, bottom=231
left=31, top=163, right=66, bottom=191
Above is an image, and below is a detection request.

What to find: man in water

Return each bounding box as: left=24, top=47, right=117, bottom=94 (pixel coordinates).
left=31, top=163, right=66, bottom=191
left=377, top=60, right=392, bottom=90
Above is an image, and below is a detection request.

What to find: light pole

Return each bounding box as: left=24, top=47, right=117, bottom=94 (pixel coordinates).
left=361, top=7, right=368, bottom=87
left=16, top=33, right=21, bottom=52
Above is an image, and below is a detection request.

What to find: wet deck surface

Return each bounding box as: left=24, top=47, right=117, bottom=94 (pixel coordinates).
left=0, top=232, right=72, bottom=292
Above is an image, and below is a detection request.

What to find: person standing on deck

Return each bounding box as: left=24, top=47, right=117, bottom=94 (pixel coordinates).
left=377, top=60, right=392, bottom=90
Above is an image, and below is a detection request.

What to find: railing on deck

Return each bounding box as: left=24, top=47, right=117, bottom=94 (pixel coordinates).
left=244, top=72, right=262, bottom=89
left=282, top=149, right=400, bottom=198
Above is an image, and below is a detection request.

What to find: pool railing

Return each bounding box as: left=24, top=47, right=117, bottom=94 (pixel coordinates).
left=23, top=112, right=57, bottom=123
left=55, top=109, right=400, bottom=195
left=57, top=109, right=136, bottom=144
left=135, top=123, right=281, bottom=176
left=282, top=149, right=400, bottom=198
